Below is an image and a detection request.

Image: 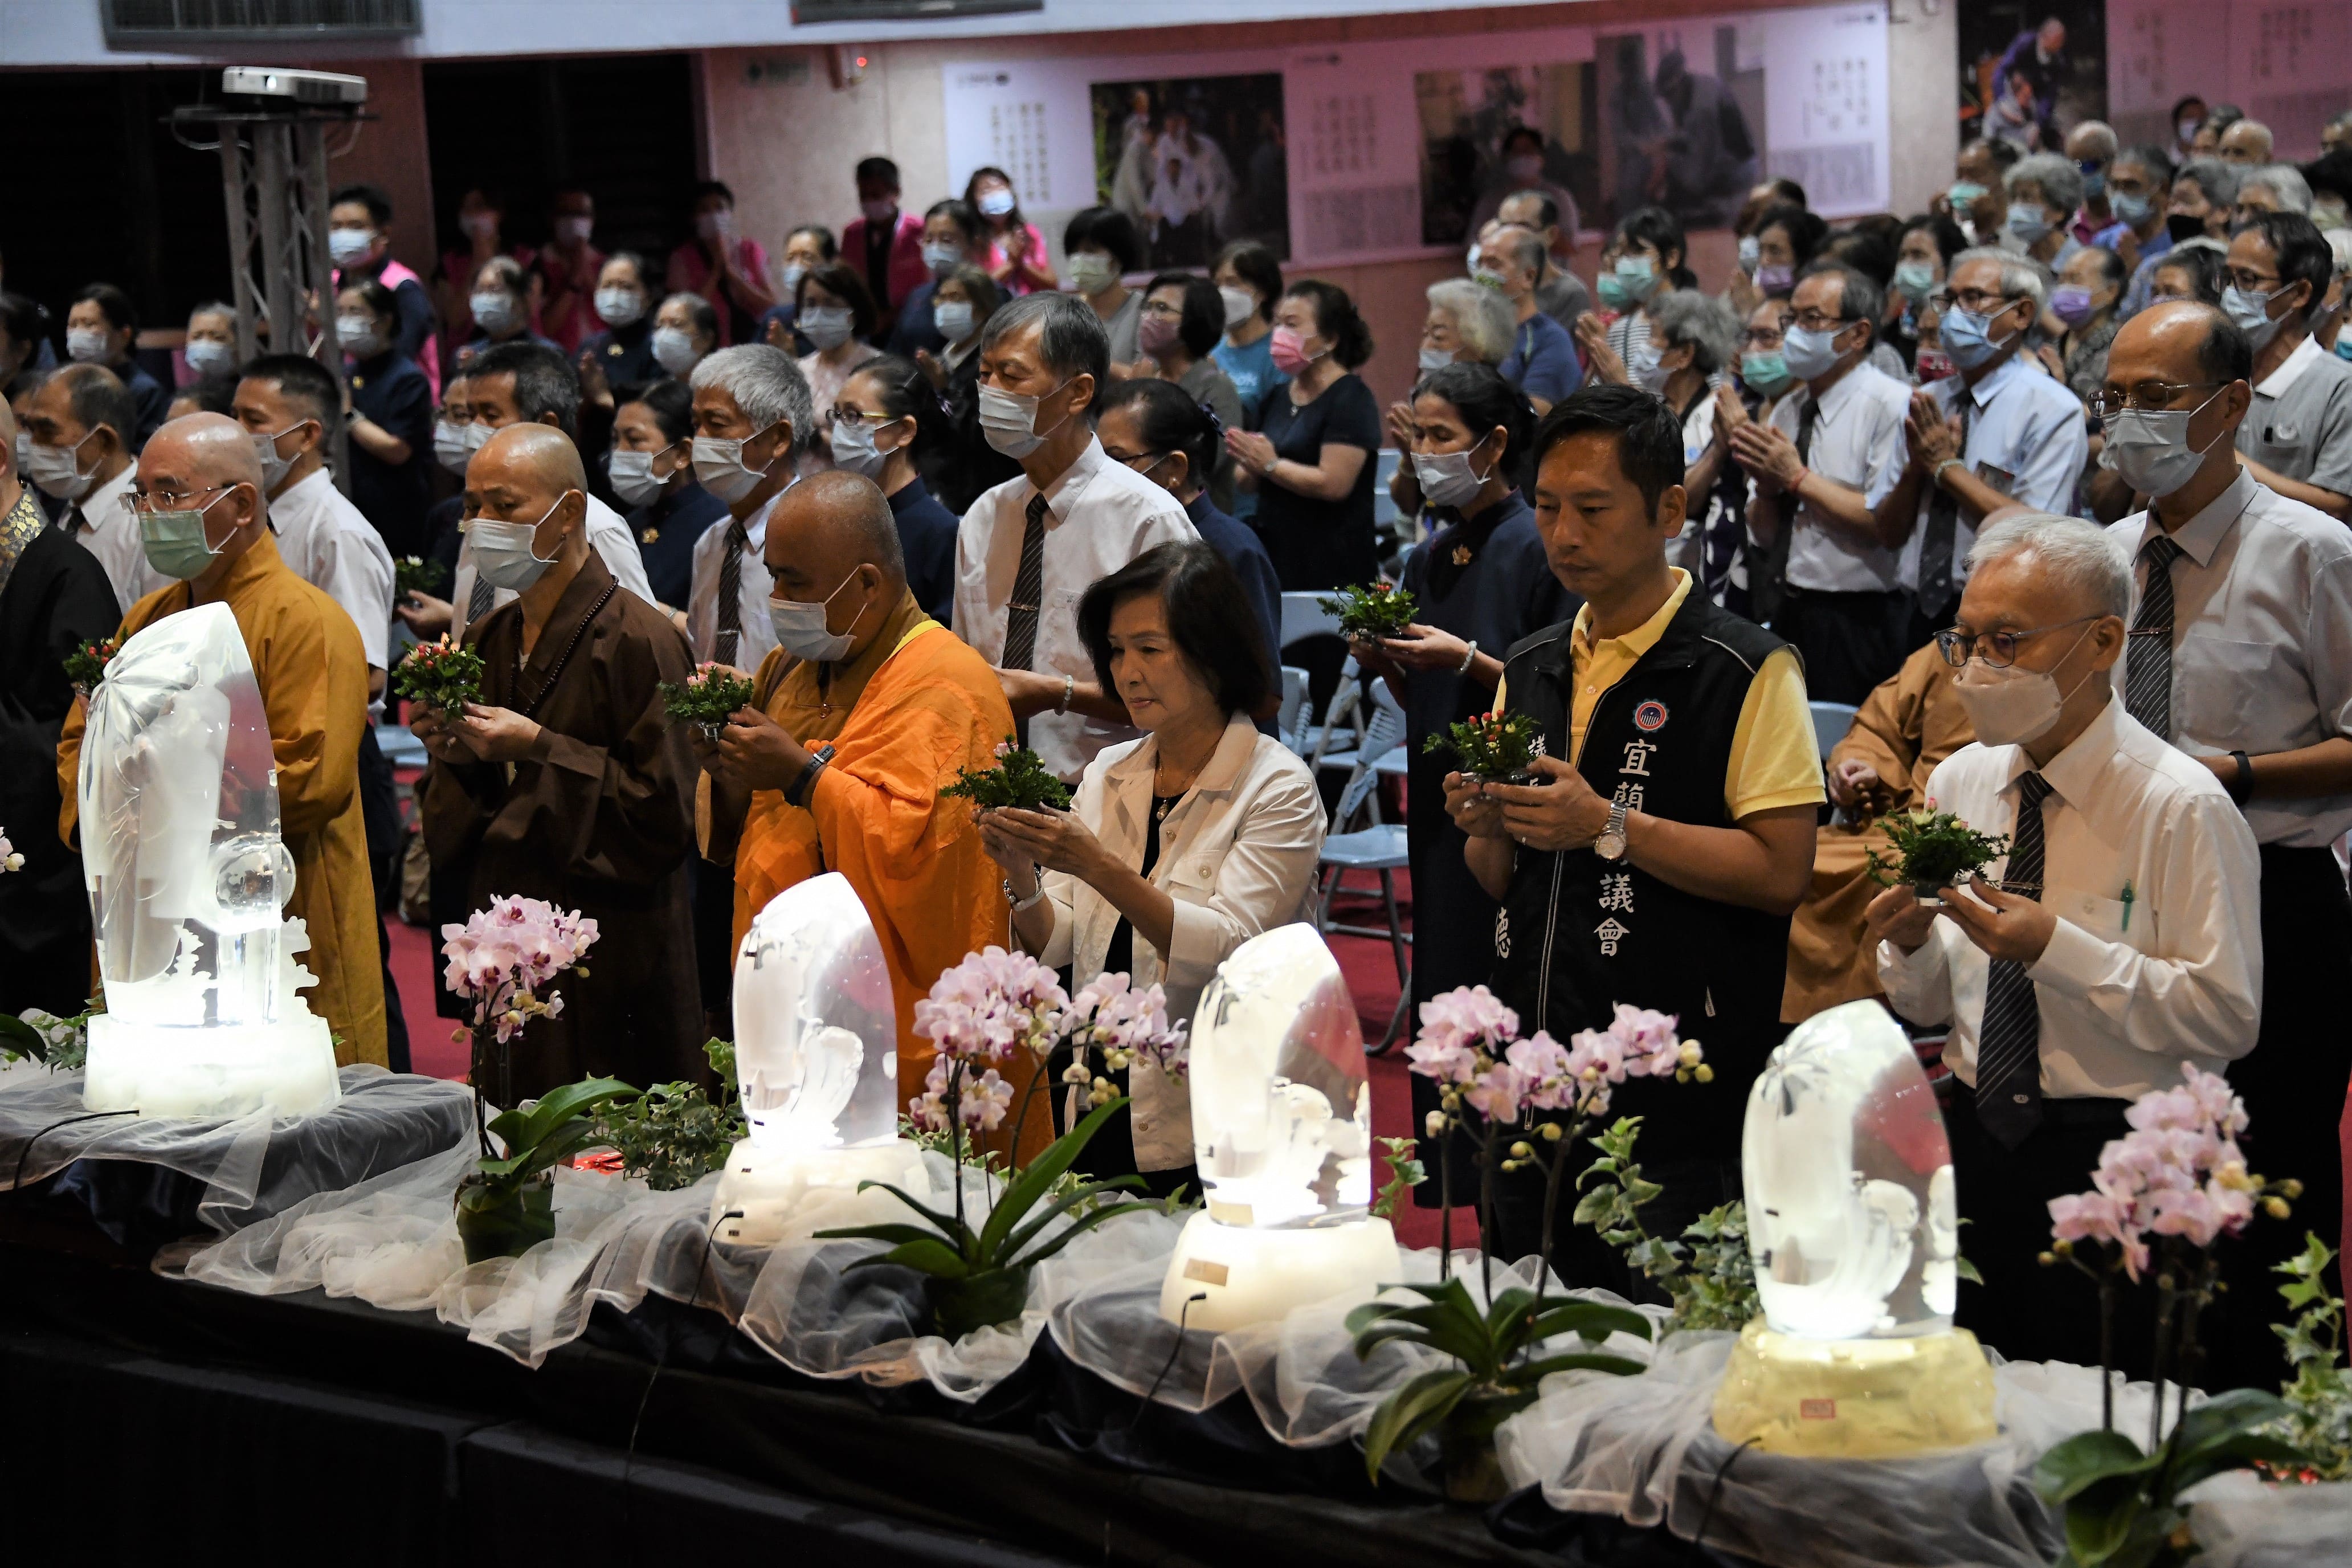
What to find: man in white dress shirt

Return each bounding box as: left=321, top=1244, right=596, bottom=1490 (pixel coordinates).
left=1730, top=262, right=1912, bottom=703
left=1880, top=248, right=2088, bottom=650
left=1869, top=513, right=2261, bottom=1376
left=2100, top=299, right=2352, bottom=1372
left=685, top=345, right=810, bottom=672
left=953, top=291, right=1196, bottom=782
left=232, top=353, right=410, bottom=1070
left=20, top=364, right=156, bottom=612
left=444, top=341, right=654, bottom=641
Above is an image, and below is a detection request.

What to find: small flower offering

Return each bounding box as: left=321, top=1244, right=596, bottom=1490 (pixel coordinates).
left=1317, top=580, right=1418, bottom=640
left=393, top=635, right=487, bottom=717
left=394, top=555, right=450, bottom=599
left=1865, top=806, right=2010, bottom=895
left=942, top=737, right=1074, bottom=811
left=1425, top=709, right=1543, bottom=781
left=62, top=636, right=118, bottom=696
left=660, top=663, right=757, bottom=737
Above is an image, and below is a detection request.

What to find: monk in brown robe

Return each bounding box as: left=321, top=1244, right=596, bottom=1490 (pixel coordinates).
left=56, top=413, right=387, bottom=1064
left=1783, top=638, right=1975, bottom=1022
left=701, top=470, right=1014, bottom=1129
left=415, top=424, right=702, bottom=1098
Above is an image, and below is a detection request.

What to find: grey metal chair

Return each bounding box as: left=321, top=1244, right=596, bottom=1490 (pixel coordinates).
left=1317, top=708, right=1412, bottom=1054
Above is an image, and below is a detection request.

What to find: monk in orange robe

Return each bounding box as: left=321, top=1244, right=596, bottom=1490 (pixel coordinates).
left=1783, top=639, right=1975, bottom=1022
left=57, top=413, right=387, bottom=1065
left=701, top=469, right=1014, bottom=1133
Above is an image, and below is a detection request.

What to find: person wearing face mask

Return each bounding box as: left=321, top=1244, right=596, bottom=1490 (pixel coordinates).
left=414, top=422, right=703, bottom=1099
left=829, top=357, right=957, bottom=624
left=1939, top=138, right=2019, bottom=246
left=664, top=181, right=776, bottom=350
left=1865, top=513, right=2261, bottom=1377
left=754, top=226, right=840, bottom=354
left=2118, top=156, right=2235, bottom=318
left=2049, top=244, right=2128, bottom=405
left=333, top=280, right=435, bottom=560
left=789, top=265, right=881, bottom=473
left=1485, top=226, right=1583, bottom=416
left=0, top=395, right=116, bottom=1017
left=1579, top=209, right=1692, bottom=374
left=966, top=166, right=1059, bottom=296
left=2217, top=211, right=2352, bottom=524
left=609, top=378, right=722, bottom=615
left=2169, top=97, right=2209, bottom=168
left=531, top=189, right=604, bottom=357
left=957, top=291, right=1198, bottom=782
left=437, top=188, right=534, bottom=363
left=1729, top=263, right=1914, bottom=703
left=650, top=291, right=719, bottom=383
left=886, top=199, right=989, bottom=360
left=978, top=541, right=1321, bottom=1184
left=329, top=182, right=441, bottom=400
left=61, top=412, right=387, bottom=1067
left=455, top=255, right=560, bottom=373
left=2099, top=300, right=2352, bottom=1383
left=1134, top=273, right=1243, bottom=512
left=182, top=301, right=239, bottom=384
left=1210, top=240, right=1286, bottom=439
left=841, top=157, right=928, bottom=341
left=1061, top=206, right=1148, bottom=376
left=22, top=364, right=158, bottom=609
left=1492, top=189, right=1595, bottom=333
left=2315, top=228, right=2352, bottom=359
left=1385, top=278, right=1514, bottom=526
left=1997, top=154, right=2086, bottom=275
left=573, top=253, right=664, bottom=447
left=2063, top=120, right=2121, bottom=247
left=1467, top=126, right=1582, bottom=246
left=2098, top=146, right=2174, bottom=286
left=1881, top=250, right=2089, bottom=652
left=684, top=345, right=810, bottom=674
left=66, top=284, right=169, bottom=450
left=1636, top=291, right=1754, bottom=615
left=422, top=342, right=656, bottom=644
left=699, top=470, right=1014, bottom=1130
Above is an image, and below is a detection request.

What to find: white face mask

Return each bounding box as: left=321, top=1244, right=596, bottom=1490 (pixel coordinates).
left=594, top=286, right=644, bottom=328
left=922, top=239, right=963, bottom=275
left=977, top=379, right=1071, bottom=459
left=768, top=568, right=871, bottom=662
left=607, top=445, right=673, bottom=505
left=932, top=301, right=975, bottom=344
left=2104, top=388, right=2229, bottom=499
left=252, top=422, right=311, bottom=491
left=652, top=326, right=700, bottom=375
left=977, top=188, right=1015, bottom=219
left=66, top=328, right=109, bottom=364
left=329, top=226, right=375, bottom=267
left=830, top=416, right=903, bottom=479
left=555, top=215, right=594, bottom=245
left=468, top=493, right=572, bottom=592
left=1219, top=287, right=1256, bottom=329
left=1067, top=253, right=1119, bottom=297
left=799, top=305, right=855, bottom=351
left=471, top=291, right=520, bottom=336
left=779, top=262, right=809, bottom=295
left=1947, top=620, right=2099, bottom=747
left=693, top=423, right=786, bottom=503
left=337, top=314, right=383, bottom=357
left=24, top=429, right=99, bottom=500
left=435, top=418, right=488, bottom=475
left=1417, top=345, right=1453, bottom=374
left=185, top=337, right=237, bottom=377
left=1412, top=445, right=1492, bottom=509
left=1626, top=342, right=1673, bottom=391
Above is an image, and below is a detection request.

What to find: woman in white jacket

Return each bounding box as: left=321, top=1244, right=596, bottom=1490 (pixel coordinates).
left=974, top=541, right=1325, bottom=1198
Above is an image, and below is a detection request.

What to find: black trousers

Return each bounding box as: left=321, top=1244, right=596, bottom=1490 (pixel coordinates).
left=356, top=725, right=410, bottom=1075
left=1775, top=586, right=1909, bottom=707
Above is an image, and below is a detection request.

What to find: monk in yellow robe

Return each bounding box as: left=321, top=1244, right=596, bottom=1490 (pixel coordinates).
left=702, top=469, right=1013, bottom=1130
left=1783, top=639, right=1975, bottom=1022
left=56, top=413, right=387, bottom=1065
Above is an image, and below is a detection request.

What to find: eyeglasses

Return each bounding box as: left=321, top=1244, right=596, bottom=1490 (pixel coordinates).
left=2222, top=268, right=2283, bottom=293
left=1934, top=614, right=2098, bottom=668
left=122, top=481, right=238, bottom=514
left=1140, top=300, right=1183, bottom=318
left=1948, top=288, right=2022, bottom=314
left=1103, top=447, right=1170, bottom=472
left=1788, top=311, right=1855, bottom=333
left=1742, top=326, right=1786, bottom=348
left=2085, top=381, right=2226, bottom=419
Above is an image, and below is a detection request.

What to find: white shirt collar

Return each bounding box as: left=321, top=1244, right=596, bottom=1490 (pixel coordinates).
left=1966, top=354, right=2030, bottom=410
left=271, top=464, right=334, bottom=520
left=77, top=459, right=138, bottom=530
left=2126, top=467, right=2257, bottom=570
left=2028, top=693, right=2128, bottom=810
left=1038, top=435, right=1108, bottom=521
left=2253, top=332, right=2322, bottom=398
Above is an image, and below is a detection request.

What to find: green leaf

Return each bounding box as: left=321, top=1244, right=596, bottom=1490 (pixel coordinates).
left=1525, top=1300, right=1655, bottom=1347
left=849, top=1179, right=966, bottom=1238
left=0, top=1012, right=47, bottom=1061
left=1361, top=1368, right=1473, bottom=1484
left=2060, top=1477, right=2163, bottom=1568
left=1571, top=1187, right=1618, bottom=1227
left=1483, top=1286, right=1539, bottom=1341
left=1955, top=1254, right=1984, bottom=1287
left=852, top=1237, right=972, bottom=1278
left=1345, top=1298, right=1417, bottom=1336
left=2034, top=1428, right=2156, bottom=1504
left=1008, top=1199, right=1158, bottom=1267
left=1508, top=1351, right=1647, bottom=1384
left=997, top=1173, right=1146, bottom=1261
left=976, top=1095, right=1129, bottom=1262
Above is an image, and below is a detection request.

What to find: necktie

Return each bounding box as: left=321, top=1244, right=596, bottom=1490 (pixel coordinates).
left=66, top=505, right=89, bottom=537
left=466, top=564, right=496, bottom=627
left=714, top=517, right=748, bottom=667
left=1975, top=771, right=2053, bottom=1148
left=2124, top=533, right=2184, bottom=740
left=1002, top=491, right=1050, bottom=672
left=1917, top=398, right=1973, bottom=624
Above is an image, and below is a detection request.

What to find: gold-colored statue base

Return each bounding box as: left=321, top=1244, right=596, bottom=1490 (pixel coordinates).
left=1710, top=1318, right=1998, bottom=1457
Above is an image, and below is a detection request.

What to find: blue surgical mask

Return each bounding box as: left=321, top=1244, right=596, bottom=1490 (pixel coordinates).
left=2110, top=189, right=2155, bottom=226
left=1939, top=304, right=2017, bottom=370
left=2222, top=284, right=2290, bottom=349
left=1893, top=260, right=1938, bottom=301
left=2004, top=205, right=2052, bottom=244
left=2079, top=164, right=2108, bottom=201
left=1779, top=323, right=1847, bottom=381
left=2334, top=333, right=2352, bottom=364
left=1740, top=350, right=1792, bottom=396
left=1947, top=181, right=1988, bottom=210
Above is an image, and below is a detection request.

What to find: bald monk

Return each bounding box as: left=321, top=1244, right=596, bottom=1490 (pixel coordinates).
left=1782, top=638, right=1976, bottom=1022
left=414, top=424, right=703, bottom=1099
left=700, top=470, right=1015, bottom=1128
left=56, top=413, right=387, bottom=1064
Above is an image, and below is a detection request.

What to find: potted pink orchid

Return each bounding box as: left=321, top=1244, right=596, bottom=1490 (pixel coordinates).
left=816, top=949, right=1184, bottom=1340
left=440, top=895, right=627, bottom=1262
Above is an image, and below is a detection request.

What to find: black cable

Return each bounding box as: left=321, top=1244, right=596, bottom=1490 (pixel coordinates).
left=10, top=1109, right=138, bottom=1195
left=1691, top=1435, right=1759, bottom=1553
left=1123, top=1290, right=1207, bottom=1439
left=620, top=1206, right=742, bottom=1552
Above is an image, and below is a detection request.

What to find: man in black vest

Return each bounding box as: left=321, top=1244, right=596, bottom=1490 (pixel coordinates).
left=1448, top=385, right=1824, bottom=1287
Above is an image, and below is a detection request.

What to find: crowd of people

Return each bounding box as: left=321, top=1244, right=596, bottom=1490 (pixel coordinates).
left=3, top=105, right=2349, bottom=1386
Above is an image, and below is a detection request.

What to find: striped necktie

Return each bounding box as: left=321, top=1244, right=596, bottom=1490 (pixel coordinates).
left=714, top=517, right=748, bottom=667
left=1917, top=399, right=1973, bottom=624
left=1975, top=771, right=2053, bottom=1147
left=1002, top=491, right=1050, bottom=671
left=2124, top=533, right=2184, bottom=740
left=466, top=565, right=496, bottom=627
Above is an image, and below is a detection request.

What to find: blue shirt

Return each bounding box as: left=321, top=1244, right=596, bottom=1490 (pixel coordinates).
left=886, top=279, right=947, bottom=358
left=887, top=473, right=959, bottom=624
left=1212, top=332, right=1285, bottom=426
left=2118, top=231, right=2198, bottom=321
left=627, top=480, right=728, bottom=610
left=1185, top=491, right=1281, bottom=676
left=1905, top=354, right=2089, bottom=600
left=1498, top=311, right=1583, bottom=406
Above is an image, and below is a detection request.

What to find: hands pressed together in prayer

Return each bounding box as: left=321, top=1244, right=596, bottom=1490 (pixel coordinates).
left=1442, top=754, right=1612, bottom=851
left=1863, top=875, right=2057, bottom=965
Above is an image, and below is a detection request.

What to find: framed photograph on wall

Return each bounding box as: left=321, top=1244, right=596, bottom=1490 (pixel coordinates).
left=1089, top=72, right=1292, bottom=267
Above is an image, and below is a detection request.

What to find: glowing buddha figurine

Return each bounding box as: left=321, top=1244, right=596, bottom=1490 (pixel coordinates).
left=709, top=872, right=922, bottom=1244
left=79, top=603, right=341, bottom=1118
left=1712, top=999, right=1996, bottom=1456
left=1159, top=923, right=1399, bottom=1330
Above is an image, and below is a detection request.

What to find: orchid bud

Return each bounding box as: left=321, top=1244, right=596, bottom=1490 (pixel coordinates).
left=1693, top=1064, right=1714, bottom=1083
left=2038, top=1250, right=2057, bottom=1267
left=1678, top=1042, right=1701, bottom=1067
left=2051, top=1239, right=2072, bottom=1257
left=2264, top=1196, right=2291, bottom=1219
left=2280, top=1178, right=2304, bottom=1199
left=1541, top=1121, right=1563, bottom=1141
left=1510, top=1141, right=1533, bottom=1159
left=1425, top=1110, right=1447, bottom=1137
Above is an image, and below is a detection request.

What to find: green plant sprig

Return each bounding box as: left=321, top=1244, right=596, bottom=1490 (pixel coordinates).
left=1575, top=1116, right=1761, bottom=1333
left=941, top=738, right=1074, bottom=812
left=589, top=1039, right=746, bottom=1191
left=660, top=668, right=757, bottom=728
left=1865, top=807, right=2010, bottom=892
left=393, top=636, right=487, bottom=717
left=1425, top=710, right=1544, bottom=781
left=62, top=637, right=118, bottom=695
left=2269, top=1234, right=2351, bottom=1480
left=1318, top=581, right=1418, bottom=640
left=395, top=556, right=450, bottom=600
left=1372, top=1135, right=1427, bottom=1220
left=460, top=1076, right=640, bottom=1218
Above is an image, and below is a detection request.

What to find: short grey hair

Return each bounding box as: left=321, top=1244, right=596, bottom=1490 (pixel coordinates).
left=2067, top=120, right=2119, bottom=162
left=691, top=344, right=813, bottom=459
left=1425, top=276, right=1514, bottom=365
left=2177, top=157, right=2241, bottom=209
left=1951, top=245, right=2051, bottom=317
left=1646, top=288, right=1741, bottom=373
left=1490, top=224, right=1549, bottom=277
left=1968, top=512, right=2132, bottom=620
left=978, top=291, right=1110, bottom=390
left=188, top=299, right=235, bottom=324
left=2240, top=163, right=2313, bottom=215
left=2004, top=152, right=2086, bottom=217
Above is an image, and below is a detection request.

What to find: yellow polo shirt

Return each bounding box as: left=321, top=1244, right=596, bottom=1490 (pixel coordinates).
left=1497, top=570, right=1824, bottom=820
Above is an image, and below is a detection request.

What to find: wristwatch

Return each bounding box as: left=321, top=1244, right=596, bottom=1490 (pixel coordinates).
left=1594, top=798, right=1630, bottom=861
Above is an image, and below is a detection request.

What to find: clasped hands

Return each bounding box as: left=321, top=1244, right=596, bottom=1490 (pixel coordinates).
left=1443, top=754, right=1612, bottom=851
left=410, top=703, right=542, bottom=765
left=1863, top=875, right=2057, bottom=965
left=688, top=703, right=810, bottom=793
left=974, top=803, right=1108, bottom=894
